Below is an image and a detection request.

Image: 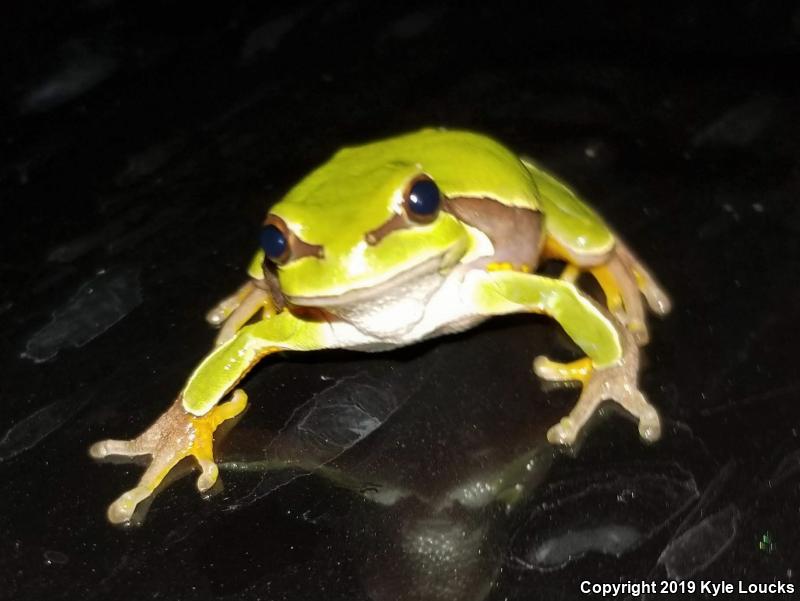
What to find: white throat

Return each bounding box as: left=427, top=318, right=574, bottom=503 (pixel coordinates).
left=327, top=268, right=447, bottom=340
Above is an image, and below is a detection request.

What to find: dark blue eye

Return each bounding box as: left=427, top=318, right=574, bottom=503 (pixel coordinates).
left=406, top=178, right=440, bottom=221
left=260, top=224, right=289, bottom=263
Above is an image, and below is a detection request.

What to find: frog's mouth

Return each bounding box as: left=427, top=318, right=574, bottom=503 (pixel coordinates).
left=284, top=251, right=454, bottom=309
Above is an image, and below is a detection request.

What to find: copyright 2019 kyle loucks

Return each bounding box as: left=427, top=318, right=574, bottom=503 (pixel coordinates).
left=580, top=580, right=795, bottom=597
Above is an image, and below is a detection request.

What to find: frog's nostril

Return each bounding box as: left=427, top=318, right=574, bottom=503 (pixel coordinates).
left=365, top=213, right=408, bottom=245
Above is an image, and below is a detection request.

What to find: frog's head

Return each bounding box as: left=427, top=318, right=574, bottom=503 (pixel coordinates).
left=248, top=129, right=534, bottom=310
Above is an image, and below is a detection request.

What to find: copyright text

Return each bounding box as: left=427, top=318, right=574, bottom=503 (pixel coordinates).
left=580, top=580, right=794, bottom=597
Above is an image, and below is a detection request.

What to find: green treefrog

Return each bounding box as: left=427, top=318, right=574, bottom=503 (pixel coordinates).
left=90, top=128, right=671, bottom=524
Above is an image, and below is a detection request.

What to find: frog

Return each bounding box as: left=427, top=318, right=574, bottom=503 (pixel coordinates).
left=90, top=128, right=671, bottom=524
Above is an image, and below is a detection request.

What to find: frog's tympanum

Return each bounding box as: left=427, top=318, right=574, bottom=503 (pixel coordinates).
left=90, top=129, right=671, bottom=524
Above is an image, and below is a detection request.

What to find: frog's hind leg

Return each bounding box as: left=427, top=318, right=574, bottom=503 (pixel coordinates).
left=545, top=237, right=669, bottom=346
left=589, top=257, right=648, bottom=344
left=589, top=242, right=671, bottom=345
left=614, top=239, right=672, bottom=316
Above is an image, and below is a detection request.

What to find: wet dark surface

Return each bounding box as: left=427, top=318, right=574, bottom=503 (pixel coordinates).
left=2, top=2, right=800, bottom=600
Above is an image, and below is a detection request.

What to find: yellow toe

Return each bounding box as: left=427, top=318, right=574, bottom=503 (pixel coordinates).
left=209, top=389, right=248, bottom=427
left=533, top=356, right=593, bottom=383
left=196, top=462, right=219, bottom=492
left=107, top=486, right=150, bottom=524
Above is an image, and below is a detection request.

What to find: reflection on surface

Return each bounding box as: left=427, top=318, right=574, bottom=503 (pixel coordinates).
left=195, top=358, right=695, bottom=600
left=22, top=267, right=142, bottom=363
left=511, top=464, right=699, bottom=571
left=218, top=363, right=557, bottom=601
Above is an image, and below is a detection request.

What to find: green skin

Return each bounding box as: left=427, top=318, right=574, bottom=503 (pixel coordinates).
left=91, top=128, right=669, bottom=524
left=184, top=129, right=618, bottom=413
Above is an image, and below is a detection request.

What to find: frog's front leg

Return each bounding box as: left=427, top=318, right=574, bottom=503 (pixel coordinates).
left=466, top=270, right=661, bottom=446
left=205, top=279, right=278, bottom=346
left=89, top=391, right=248, bottom=524
left=90, top=310, right=347, bottom=524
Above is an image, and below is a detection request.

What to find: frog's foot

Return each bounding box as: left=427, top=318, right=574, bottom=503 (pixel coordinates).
left=590, top=258, right=649, bottom=345
left=615, top=240, right=671, bottom=317
left=206, top=281, right=274, bottom=347
left=588, top=244, right=671, bottom=346
left=540, top=330, right=661, bottom=446
left=89, top=390, right=248, bottom=524
left=206, top=281, right=256, bottom=326
left=213, top=287, right=273, bottom=347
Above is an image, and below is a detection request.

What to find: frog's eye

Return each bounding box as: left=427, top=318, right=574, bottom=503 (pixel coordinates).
left=404, top=177, right=441, bottom=223
left=260, top=222, right=290, bottom=264
left=260, top=215, right=324, bottom=265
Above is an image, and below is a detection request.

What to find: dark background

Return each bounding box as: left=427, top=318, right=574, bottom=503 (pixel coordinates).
left=2, top=2, right=800, bottom=600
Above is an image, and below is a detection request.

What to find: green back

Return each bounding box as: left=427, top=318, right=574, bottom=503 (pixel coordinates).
left=272, top=128, right=539, bottom=251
